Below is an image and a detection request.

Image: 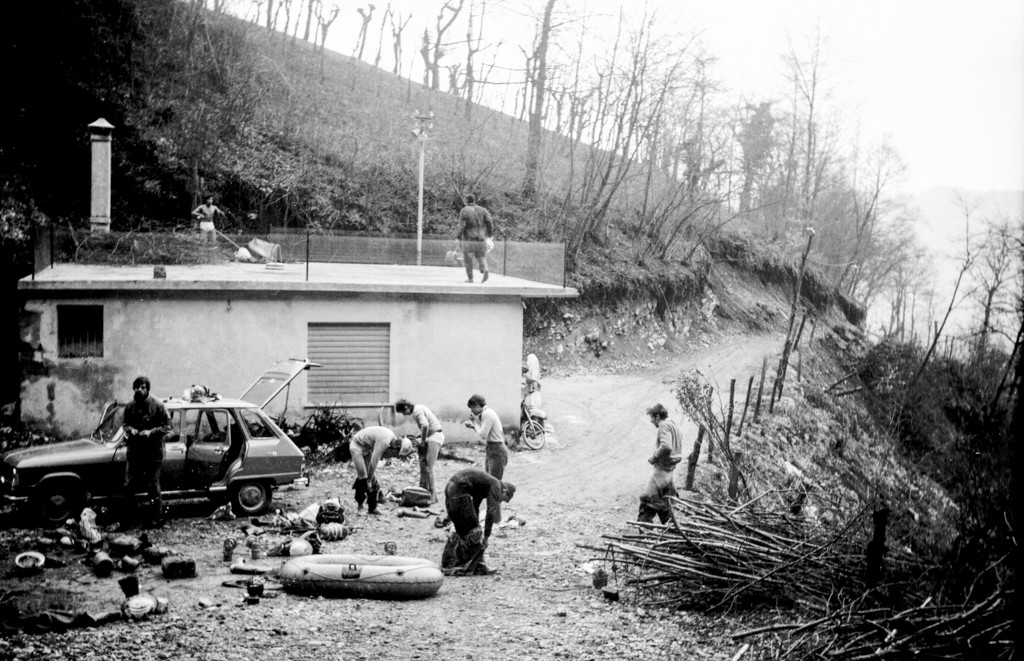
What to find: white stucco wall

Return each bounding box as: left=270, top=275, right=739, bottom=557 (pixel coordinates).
left=21, top=293, right=523, bottom=437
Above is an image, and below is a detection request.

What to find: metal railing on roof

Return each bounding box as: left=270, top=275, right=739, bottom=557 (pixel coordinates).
left=30, top=226, right=568, bottom=287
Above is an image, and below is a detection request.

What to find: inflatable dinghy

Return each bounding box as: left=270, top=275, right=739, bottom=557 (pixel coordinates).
left=278, top=554, right=443, bottom=599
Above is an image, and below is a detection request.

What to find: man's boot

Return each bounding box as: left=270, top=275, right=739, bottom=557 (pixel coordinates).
left=637, top=498, right=656, bottom=523
left=367, top=484, right=379, bottom=515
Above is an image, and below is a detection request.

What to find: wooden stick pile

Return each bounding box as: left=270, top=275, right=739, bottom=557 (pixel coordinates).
left=590, top=496, right=872, bottom=612
left=734, top=589, right=1014, bottom=660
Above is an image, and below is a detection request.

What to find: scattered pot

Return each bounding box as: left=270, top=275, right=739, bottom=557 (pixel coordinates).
left=14, top=551, right=46, bottom=575
left=92, top=551, right=114, bottom=577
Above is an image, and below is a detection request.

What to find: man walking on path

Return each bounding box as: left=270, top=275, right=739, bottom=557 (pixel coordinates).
left=122, top=376, right=172, bottom=528
left=456, top=194, right=494, bottom=283
left=394, top=398, right=444, bottom=504
left=349, top=426, right=403, bottom=515
left=465, top=394, right=509, bottom=480
left=441, top=467, right=516, bottom=575
left=638, top=403, right=683, bottom=524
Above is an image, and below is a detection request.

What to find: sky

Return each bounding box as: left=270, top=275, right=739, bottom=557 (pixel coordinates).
left=671, top=0, right=1024, bottom=194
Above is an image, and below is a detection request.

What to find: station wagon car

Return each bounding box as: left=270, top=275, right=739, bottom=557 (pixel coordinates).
left=1, top=359, right=319, bottom=526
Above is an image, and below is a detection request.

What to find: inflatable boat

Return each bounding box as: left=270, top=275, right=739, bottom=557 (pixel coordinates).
left=277, top=554, right=443, bottom=599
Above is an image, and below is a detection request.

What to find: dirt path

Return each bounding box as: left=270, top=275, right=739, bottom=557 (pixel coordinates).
left=517, top=333, right=782, bottom=503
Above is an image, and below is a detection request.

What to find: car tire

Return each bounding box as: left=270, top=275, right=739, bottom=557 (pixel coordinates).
left=33, top=480, right=85, bottom=528
left=230, top=481, right=271, bottom=516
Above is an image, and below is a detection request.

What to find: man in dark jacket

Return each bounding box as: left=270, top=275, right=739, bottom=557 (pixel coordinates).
left=441, top=467, right=516, bottom=575
left=122, top=376, right=172, bottom=528
left=456, top=194, right=494, bottom=283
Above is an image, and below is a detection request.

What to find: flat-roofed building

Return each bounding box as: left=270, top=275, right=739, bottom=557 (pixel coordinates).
left=19, top=262, right=577, bottom=437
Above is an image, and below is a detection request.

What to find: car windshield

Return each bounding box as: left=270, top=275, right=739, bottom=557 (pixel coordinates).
left=94, top=402, right=125, bottom=442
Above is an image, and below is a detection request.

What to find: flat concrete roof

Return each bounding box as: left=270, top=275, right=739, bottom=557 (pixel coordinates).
left=19, top=262, right=579, bottom=299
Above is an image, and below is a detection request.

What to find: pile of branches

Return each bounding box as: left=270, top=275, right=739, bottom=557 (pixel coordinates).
left=298, top=406, right=364, bottom=463
left=590, top=496, right=906, bottom=612
left=735, top=588, right=1014, bottom=660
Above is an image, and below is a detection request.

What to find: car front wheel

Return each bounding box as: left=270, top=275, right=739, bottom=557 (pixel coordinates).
left=230, top=481, right=271, bottom=516
left=33, top=480, right=85, bottom=528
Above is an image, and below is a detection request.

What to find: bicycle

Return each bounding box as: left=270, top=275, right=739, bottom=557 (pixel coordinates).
left=518, top=397, right=547, bottom=451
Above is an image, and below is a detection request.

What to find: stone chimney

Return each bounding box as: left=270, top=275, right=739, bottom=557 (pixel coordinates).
left=87, top=118, right=114, bottom=233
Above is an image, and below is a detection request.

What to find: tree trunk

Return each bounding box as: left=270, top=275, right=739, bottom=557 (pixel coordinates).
left=523, top=0, right=556, bottom=202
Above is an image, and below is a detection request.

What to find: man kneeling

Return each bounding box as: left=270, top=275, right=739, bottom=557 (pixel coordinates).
left=441, top=468, right=516, bottom=576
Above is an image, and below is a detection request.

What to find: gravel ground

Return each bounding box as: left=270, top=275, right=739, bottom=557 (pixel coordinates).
left=1, top=334, right=784, bottom=661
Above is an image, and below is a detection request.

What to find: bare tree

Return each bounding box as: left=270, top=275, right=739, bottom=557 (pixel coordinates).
left=276, top=0, right=295, bottom=44
left=388, top=7, right=411, bottom=75
left=246, top=0, right=267, bottom=24
left=462, top=0, right=487, bottom=119
left=314, top=1, right=340, bottom=62
left=447, top=63, right=462, bottom=96
left=354, top=4, right=376, bottom=61
left=970, top=214, right=1022, bottom=358
left=302, top=0, right=315, bottom=42
left=523, top=0, right=557, bottom=202
left=373, top=2, right=390, bottom=68
left=909, top=194, right=979, bottom=388
left=736, top=101, right=775, bottom=214
left=419, top=0, right=465, bottom=91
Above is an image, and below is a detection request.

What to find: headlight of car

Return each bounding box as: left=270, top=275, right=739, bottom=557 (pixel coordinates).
left=0, top=467, right=15, bottom=491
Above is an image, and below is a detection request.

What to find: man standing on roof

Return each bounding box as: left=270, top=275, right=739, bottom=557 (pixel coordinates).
left=122, top=376, right=172, bottom=529
left=638, top=403, right=683, bottom=524
left=465, top=394, right=508, bottom=480
left=349, top=426, right=403, bottom=515
left=191, top=195, right=225, bottom=244
left=394, top=399, right=444, bottom=504
left=456, top=194, right=494, bottom=283
left=441, top=467, right=516, bottom=575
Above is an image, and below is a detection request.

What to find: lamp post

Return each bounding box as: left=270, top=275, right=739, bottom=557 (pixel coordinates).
left=412, top=111, right=435, bottom=266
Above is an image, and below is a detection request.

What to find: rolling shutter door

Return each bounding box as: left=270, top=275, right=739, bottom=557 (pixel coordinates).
left=308, top=323, right=390, bottom=404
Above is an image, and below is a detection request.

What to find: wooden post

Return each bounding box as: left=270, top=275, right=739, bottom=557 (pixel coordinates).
left=793, top=312, right=808, bottom=350
left=807, top=318, right=817, bottom=349
left=737, top=376, right=754, bottom=437
left=753, top=358, right=768, bottom=421
left=865, top=506, right=890, bottom=588
left=706, top=387, right=714, bottom=463
left=788, top=481, right=808, bottom=515
left=723, top=379, right=736, bottom=452
left=684, top=426, right=705, bottom=491
left=773, top=229, right=815, bottom=409
left=727, top=451, right=743, bottom=503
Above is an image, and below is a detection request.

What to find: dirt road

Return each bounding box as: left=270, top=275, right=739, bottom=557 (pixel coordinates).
left=0, top=333, right=785, bottom=661
left=519, top=333, right=782, bottom=502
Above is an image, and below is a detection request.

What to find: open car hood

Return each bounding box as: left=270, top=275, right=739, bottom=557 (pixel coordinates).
left=239, top=358, right=321, bottom=409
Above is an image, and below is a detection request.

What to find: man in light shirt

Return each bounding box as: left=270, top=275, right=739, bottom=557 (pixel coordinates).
left=348, top=426, right=403, bottom=515
left=395, top=398, right=445, bottom=504
left=465, top=394, right=509, bottom=480
left=638, top=403, right=683, bottom=524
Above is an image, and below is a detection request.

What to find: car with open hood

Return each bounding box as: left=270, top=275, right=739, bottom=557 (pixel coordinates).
left=1, top=359, right=319, bottom=526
